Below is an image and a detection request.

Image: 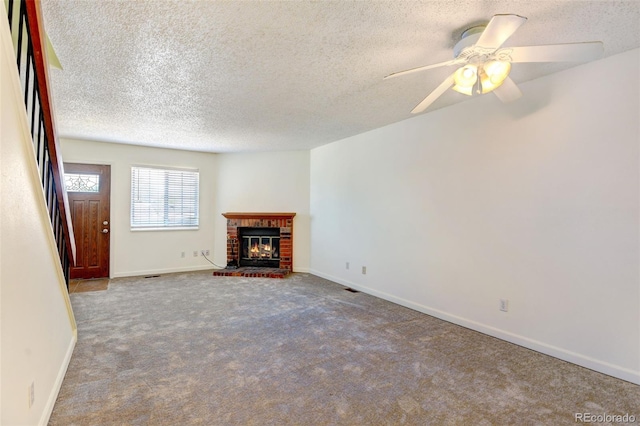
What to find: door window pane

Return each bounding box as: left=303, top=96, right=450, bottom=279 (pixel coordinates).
left=65, top=173, right=100, bottom=193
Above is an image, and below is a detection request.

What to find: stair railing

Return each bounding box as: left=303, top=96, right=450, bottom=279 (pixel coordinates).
left=5, top=0, right=76, bottom=285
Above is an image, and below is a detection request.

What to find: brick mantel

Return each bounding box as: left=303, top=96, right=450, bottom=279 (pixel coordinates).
left=223, top=212, right=296, bottom=271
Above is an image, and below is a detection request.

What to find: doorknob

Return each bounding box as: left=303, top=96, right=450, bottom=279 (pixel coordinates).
left=103, top=221, right=109, bottom=225
left=102, top=229, right=109, bottom=234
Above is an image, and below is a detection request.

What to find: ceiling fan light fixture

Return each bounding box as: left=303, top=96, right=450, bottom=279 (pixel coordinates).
left=452, top=65, right=478, bottom=96
left=479, top=61, right=511, bottom=93
left=452, top=84, right=474, bottom=96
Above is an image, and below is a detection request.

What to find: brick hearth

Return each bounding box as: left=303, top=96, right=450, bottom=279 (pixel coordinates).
left=212, top=267, right=291, bottom=279
left=215, top=212, right=296, bottom=276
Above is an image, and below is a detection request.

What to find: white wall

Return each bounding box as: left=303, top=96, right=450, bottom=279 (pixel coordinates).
left=214, top=151, right=311, bottom=272
left=1, top=8, right=76, bottom=424
left=60, top=139, right=218, bottom=278
left=310, top=49, right=640, bottom=384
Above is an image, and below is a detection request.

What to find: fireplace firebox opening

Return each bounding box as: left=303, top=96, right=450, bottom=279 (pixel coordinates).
left=239, top=227, right=280, bottom=268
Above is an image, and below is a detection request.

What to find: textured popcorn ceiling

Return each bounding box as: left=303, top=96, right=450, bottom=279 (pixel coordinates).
left=41, top=1, right=640, bottom=153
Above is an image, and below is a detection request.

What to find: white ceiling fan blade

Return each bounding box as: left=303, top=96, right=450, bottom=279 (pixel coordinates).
left=475, top=14, right=527, bottom=50
left=411, top=73, right=456, bottom=114
left=508, top=42, right=603, bottom=63
left=384, top=60, right=459, bottom=80
left=492, top=77, right=522, bottom=103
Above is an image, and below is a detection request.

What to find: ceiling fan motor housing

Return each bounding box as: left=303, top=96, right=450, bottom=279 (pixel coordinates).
left=453, top=25, right=486, bottom=58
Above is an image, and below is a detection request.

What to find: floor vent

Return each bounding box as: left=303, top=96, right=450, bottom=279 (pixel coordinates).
left=344, top=287, right=359, bottom=293
left=144, top=275, right=160, bottom=279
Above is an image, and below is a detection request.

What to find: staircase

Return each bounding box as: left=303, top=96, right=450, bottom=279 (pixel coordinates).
left=5, top=0, right=75, bottom=286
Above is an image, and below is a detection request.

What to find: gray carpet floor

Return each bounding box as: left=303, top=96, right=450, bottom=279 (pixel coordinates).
left=50, top=271, right=639, bottom=425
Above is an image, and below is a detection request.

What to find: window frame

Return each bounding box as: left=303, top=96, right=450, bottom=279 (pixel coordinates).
left=130, top=165, right=200, bottom=231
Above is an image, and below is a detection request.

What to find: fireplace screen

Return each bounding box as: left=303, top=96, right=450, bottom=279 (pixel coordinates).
left=242, top=236, right=280, bottom=260
left=238, top=227, right=281, bottom=267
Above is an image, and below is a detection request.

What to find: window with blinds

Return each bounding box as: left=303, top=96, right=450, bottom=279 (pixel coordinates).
left=131, top=166, right=199, bottom=229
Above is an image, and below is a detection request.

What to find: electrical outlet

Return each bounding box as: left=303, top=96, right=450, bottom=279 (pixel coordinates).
left=362, top=266, right=367, bottom=275
left=28, top=381, right=34, bottom=408
left=200, top=250, right=206, bottom=256
left=205, top=249, right=210, bottom=256
left=346, top=262, right=350, bottom=270
left=181, top=251, right=185, bottom=258
left=193, top=251, right=198, bottom=257
left=499, top=299, right=509, bottom=312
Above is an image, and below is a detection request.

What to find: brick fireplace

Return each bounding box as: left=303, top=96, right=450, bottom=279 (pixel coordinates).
left=221, top=212, right=295, bottom=272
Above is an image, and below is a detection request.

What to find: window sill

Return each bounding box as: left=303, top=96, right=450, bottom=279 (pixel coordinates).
left=130, top=227, right=199, bottom=232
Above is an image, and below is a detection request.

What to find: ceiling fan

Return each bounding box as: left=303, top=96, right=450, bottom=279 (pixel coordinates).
left=385, top=14, right=603, bottom=114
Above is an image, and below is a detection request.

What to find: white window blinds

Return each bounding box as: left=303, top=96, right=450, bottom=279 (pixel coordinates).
left=131, top=166, right=199, bottom=229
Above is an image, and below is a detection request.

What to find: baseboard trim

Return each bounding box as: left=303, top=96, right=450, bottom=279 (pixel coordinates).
left=113, top=265, right=312, bottom=279
left=308, top=269, right=640, bottom=385
left=40, top=332, right=76, bottom=425
left=111, top=264, right=216, bottom=278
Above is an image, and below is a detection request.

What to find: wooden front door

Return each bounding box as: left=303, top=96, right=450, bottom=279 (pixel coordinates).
left=64, top=163, right=111, bottom=279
